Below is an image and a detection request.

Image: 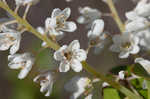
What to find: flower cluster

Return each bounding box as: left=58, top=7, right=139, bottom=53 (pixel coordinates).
left=1, top=0, right=150, bottom=99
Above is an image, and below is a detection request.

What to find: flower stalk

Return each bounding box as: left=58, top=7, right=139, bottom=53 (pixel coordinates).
left=106, top=0, right=125, bottom=33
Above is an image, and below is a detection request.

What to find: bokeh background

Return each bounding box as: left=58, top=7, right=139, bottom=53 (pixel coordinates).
left=0, top=0, right=137, bottom=99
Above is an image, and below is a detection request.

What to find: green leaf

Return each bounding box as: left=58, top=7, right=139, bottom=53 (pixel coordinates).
left=131, top=64, right=150, bottom=80
left=103, top=88, right=121, bottom=99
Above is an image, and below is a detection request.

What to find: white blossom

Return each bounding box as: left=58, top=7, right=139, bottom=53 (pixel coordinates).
left=102, top=82, right=109, bottom=88
left=126, top=0, right=150, bottom=18
left=54, top=40, right=87, bottom=72
left=87, top=19, right=107, bottom=54
left=8, top=52, right=35, bottom=79
left=0, top=28, right=22, bottom=54
left=15, top=0, right=39, bottom=6
left=110, top=32, right=140, bottom=58
left=135, top=57, right=150, bottom=74
left=77, top=6, right=101, bottom=28
left=85, top=94, right=93, bottom=99
left=45, top=8, right=77, bottom=38
left=118, top=71, right=125, bottom=80
left=34, top=71, right=54, bottom=97
left=64, top=76, right=91, bottom=99
left=125, top=17, right=148, bottom=32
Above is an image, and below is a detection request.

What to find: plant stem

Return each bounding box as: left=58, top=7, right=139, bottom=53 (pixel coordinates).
left=106, top=0, right=125, bottom=33
left=0, top=2, right=142, bottom=99
left=146, top=80, right=150, bottom=99
left=82, top=61, right=142, bottom=99
left=0, top=2, right=60, bottom=50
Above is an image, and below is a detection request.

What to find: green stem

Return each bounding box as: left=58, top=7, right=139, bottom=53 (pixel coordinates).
left=146, top=80, right=150, bottom=99
left=0, top=2, right=142, bottom=99
left=82, top=61, right=142, bottom=99
left=106, top=0, right=125, bottom=33
left=0, top=2, right=60, bottom=50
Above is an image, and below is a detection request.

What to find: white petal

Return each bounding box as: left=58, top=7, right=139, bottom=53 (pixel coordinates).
left=54, top=45, right=67, bottom=61
left=119, top=71, right=125, bottom=80
left=119, top=51, right=129, bottom=59
left=51, top=8, right=61, bottom=18
left=68, top=40, right=80, bottom=51
left=59, top=61, right=70, bottom=72
left=10, top=38, right=21, bottom=55
left=37, top=27, right=45, bottom=35
left=62, top=21, right=77, bottom=32
left=18, top=68, right=29, bottom=79
left=88, top=19, right=104, bottom=38
left=45, top=82, right=53, bottom=97
left=125, top=11, right=139, bottom=20
left=71, top=59, right=82, bottom=72
left=130, top=45, right=140, bottom=54
left=74, top=49, right=87, bottom=61
left=61, top=7, right=71, bottom=20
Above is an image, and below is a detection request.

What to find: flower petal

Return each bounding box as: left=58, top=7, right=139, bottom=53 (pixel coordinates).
left=68, top=40, right=80, bottom=51
left=59, top=61, right=70, bottom=72
left=87, top=19, right=104, bottom=38
left=54, top=45, right=67, bottom=61
left=130, top=45, right=140, bottom=54
left=10, top=37, right=21, bottom=55
left=62, top=21, right=77, bottom=32
left=74, top=49, right=87, bottom=61
left=71, top=59, right=82, bottom=72
left=51, top=8, right=61, bottom=18
left=119, top=51, right=129, bottom=59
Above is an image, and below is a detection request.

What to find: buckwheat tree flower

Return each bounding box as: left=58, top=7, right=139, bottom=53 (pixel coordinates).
left=54, top=40, right=87, bottom=72
left=102, top=82, right=109, bottom=88
left=87, top=19, right=107, bottom=54
left=15, top=0, right=39, bottom=6
left=77, top=6, right=102, bottom=28
left=110, top=33, right=140, bottom=58
left=118, top=71, right=125, bottom=80
left=0, top=28, right=22, bottom=54
left=64, top=76, right=91, bottom=99
left=125, top=17, right=148, bottom=32
left=135, top=58, right=150, bottom=74
left=45, top=8, right=77, bottom=38
left=34, top=71, right=54, bottom=97
left=126, top=0, right=150, bottom=18
left=8, top=52, right=35, bottom=79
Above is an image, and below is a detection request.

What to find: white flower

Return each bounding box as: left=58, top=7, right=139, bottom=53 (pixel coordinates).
left=8, top=52, right=35, bottom=79
left=118, top=71, right=125, bottom=80
left=34, top=71, right=54, bottom=97
left=64, top=76, right=91, bottom=99
left=0, top=29, right=22, bottom=55
left=87, top=19, right=105, bottom=39
left=45, top=8, right=77, bottom=37
left=15, top=0, right=39, bottom=6
left=110, top=32, right=140, bottom=58
left=125, top=17, right=148, bottom=32
left=85, top=94, right=93, bottom=99
left=102, top=82, right=109, bottom=88
left=54, top=40, right=87, bottom=72
left=87, top=19, right=108, bottom=54
left=128, top=0, right=150, bottom=18
left=77, top=6, right=101, bottom=28
left=135, top=58, right=150, bottom=74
